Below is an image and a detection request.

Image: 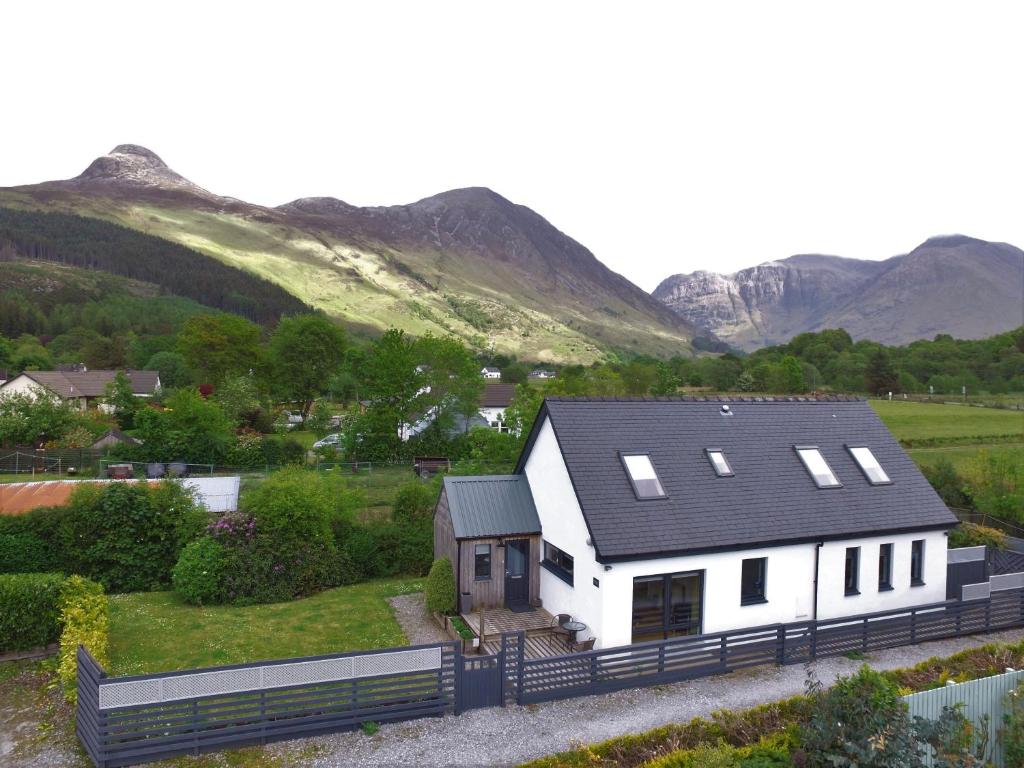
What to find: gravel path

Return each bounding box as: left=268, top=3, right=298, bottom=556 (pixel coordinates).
left=389, top=593, right=449, bottom=646
left=288, top=627, right=1024, bottom=768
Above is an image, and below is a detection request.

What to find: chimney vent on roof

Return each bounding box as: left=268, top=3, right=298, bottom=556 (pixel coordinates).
left=720, top=404, right=733, bottom=416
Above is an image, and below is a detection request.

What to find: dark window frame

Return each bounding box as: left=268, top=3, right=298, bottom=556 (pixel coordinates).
left=845, top=546, right=861, bottom=596
left=542, top=540, right=574, bottom=586
left=740, top=556, right=767, bottom=605
left=794, top=445, right=843, bottom=489
left=910, top=539, right=925, bottom=586
left=878, top=542, right=894, bottom=591
left=619, top=452, right=667, bottom=500
left=631, top=570, right=705, bottom=641
left=845, top=444, right=894, bottom=486
left=705, top=448, right=735, bottom=477
left=473, top=543, right=491, bottom=581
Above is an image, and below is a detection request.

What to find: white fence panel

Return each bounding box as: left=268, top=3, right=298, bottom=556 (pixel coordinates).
left=904, top=668, right=1024, bottom=767
left=182, top=476, right=240, bottom=512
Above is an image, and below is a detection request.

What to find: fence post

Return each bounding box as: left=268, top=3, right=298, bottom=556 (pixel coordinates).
left=862, top=618, right=869, bottom=652
left=776, top=626, right=785, bottom=665
left=810, top=622, right=817, bottom=661
left=499, top=634, right=507, bottom=707
left=454, top=638, right=463, bottom=715
left=985, top=599, right=992, bottom=632
left=658, top=642, right=666, bottom=674
left=719, top=635, right=727, bottom=671
left=910, top=608, right=917, bottom=644
left=516, top=630, right=525, bottom=705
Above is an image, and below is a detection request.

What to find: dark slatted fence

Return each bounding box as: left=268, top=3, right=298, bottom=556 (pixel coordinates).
left=77, top=642, right=458, bottom=768
left=77, top=589, right=1024, bottom=766
left=504, top=589, right=1024, bottom=706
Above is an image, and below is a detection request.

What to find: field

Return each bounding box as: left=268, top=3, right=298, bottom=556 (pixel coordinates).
left=107, top=577, right=422, bottom=676
left=871, top=399, right=1024, bottom=477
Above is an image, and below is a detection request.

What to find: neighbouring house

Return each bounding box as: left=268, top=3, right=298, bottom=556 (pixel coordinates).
left=479, top=383, right=515, bottom=431
left=433, top=396, right=957, bottom=649
left=434, top=475, right=542, bottom=612
left=0, top=369, right=8, bottom=387
left=90, top=429, right=142, bottom=451
left=0, top=369, right=161, bottom=411
left=481, top=366, right=502, bottom=380
left=528, top=369, right=556, bottom=380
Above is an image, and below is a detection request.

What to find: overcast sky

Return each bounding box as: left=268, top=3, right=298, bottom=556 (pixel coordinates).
left=3, top=1, right=1022, bottom=291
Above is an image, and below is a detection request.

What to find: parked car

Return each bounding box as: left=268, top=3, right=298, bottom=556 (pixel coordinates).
left=313, top=433, right=341, bottom=450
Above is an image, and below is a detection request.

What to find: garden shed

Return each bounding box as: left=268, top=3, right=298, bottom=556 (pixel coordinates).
left=433, top=475, right=541, bottom=613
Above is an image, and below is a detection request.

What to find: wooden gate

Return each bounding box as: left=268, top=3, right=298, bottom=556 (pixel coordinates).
left=457, top=653, right=503, bottom=711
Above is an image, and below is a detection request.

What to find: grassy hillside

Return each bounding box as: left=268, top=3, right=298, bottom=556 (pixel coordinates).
left=870, top=400, right=1023, bottom=444
left=0, top=188, right=693, bottom=362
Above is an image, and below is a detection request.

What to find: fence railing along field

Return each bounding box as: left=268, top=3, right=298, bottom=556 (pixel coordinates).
left=78, top=588, right=1024, bottom=767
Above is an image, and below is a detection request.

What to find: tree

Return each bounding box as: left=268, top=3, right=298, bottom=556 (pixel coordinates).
left=772, top=355, right=806, bottom=393
left=102, top=372, right=139, bottom=429
left=0, top=392, right=81, bottom=446
left=145, top=351, right=192, bottom=389
left=865, top=348, right=899, bottom=395
left=360, top=329, right=426, bottom=442
left=416, top=334, right=484, bottom=435
left=130, top=388, right=235, bottom=463
left=213, top=374, right=263, bottom=428
left=266, top=314, right=347, bottom=418
left=176, top=314, right=263, bottom=385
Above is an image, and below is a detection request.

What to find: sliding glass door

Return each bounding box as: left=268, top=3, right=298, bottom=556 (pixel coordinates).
left=631, top=571, right=703, bottom=643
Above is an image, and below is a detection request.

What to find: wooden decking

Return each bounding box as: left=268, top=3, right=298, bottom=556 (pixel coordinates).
left=461, top=605, right=574, bottom=658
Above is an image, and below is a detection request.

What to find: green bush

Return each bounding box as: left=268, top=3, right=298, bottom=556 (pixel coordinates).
left=0, top=532, right=51, bottom=573
left=425, top=557, right=456, bottom=615
left=646, top=733, right=794, bottom=767
left=798, top=665, right=919, bottom=767
left=0, top=572, right=65, bottom=651
left=172, top=537, right=228, bottom=605
left=948, top=522, right=1007, bottom=551
left=343, top=520, right=433, bottom=580
left=0, top=505, right=71, bottom=573
left=392, top=482, right=435, bottom=525
left=60, top=480, right=207, bottom=592
left=57, top=576, right=109, bottom=703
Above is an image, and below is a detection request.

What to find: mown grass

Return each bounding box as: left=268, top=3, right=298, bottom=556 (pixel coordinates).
left=870, top=400, right=1024, bottom=443
left=107, top=578, right=423, bottom=676
left=907, top=443, right=1024, bottom=475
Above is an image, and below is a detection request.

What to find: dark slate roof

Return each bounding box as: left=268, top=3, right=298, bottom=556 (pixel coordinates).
left=443, top=475, right=541, bottom=539
left=517, top=397, right=957, bottom=561
left=21, top=370, right=160, bottom=397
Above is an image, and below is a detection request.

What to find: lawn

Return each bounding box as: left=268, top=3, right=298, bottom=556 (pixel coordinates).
left=870, top=400, right=1024, bottom=444
left=107, top=577, right=423, bottom=676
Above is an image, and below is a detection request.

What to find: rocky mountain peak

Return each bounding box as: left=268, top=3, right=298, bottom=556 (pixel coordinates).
left=277, top=196, right=356, bottom=216
left=71, top=144, right=215, bottom=198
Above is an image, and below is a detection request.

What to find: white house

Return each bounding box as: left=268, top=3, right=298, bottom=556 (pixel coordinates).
left=528, top=369, right=556, bottom=380
left=434, top=396, right=957, bottom=650
left=478, top=383, right=515, bottom=431
left=0, top=370, right=161, bottom=411
left=481, top=367, right=502, bottom=380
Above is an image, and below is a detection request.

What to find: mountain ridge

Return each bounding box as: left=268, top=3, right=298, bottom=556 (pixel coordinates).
left=1, top=145, right=701, bottom=362
left=654, top=236, right=1024, bottom=349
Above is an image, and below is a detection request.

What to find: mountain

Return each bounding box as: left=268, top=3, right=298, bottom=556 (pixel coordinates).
left=653, top=237, right=1024, bottom=350
left=0, top=145, right=700, bottom=362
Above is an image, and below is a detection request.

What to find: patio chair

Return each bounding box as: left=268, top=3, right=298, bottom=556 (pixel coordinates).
left=551, top=613, right=572, bottom=647
left=570, top=637, right=595, bottom=653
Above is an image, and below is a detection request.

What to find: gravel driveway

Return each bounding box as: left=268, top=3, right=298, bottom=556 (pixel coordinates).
left=289, top=625, right=1024, bottom=768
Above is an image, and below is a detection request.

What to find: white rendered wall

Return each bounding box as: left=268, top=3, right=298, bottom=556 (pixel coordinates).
left=0, top=375, right=51, bottom=401
left=815, top=529, right=947, bottom=620
left=478, top=407, right=506, bottom=423
left=523, top=417, right=605, bottom=644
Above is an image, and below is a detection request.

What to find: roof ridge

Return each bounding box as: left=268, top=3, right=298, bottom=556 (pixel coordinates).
left=542, top=395, right=865, bottom=403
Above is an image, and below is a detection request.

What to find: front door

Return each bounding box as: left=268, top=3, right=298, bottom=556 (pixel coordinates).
left=504, top=539, right=530, bottom=608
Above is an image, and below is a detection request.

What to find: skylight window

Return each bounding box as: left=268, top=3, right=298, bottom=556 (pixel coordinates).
left=706, top=449, right=734, bottom=477
left=847, top=446, right=891, bottom=485
left=795, top=447, right=842, bottom=488
left=621, top=454, right=666, bottom=499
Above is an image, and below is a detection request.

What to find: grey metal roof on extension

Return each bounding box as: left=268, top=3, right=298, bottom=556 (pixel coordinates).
left=443, top=475, right=541, bottom=539
left=515, top=397, right=958, bottom=561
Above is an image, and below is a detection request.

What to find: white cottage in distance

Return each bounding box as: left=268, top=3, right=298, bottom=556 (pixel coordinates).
left=434, top=396, right=956, bottom=649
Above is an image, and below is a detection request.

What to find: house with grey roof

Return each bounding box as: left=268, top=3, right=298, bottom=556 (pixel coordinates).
left=480, top=366, right=502, bottom=380
left=433, top=396, right=957, bottom=649
left=0, top=369, right=161, bottom=411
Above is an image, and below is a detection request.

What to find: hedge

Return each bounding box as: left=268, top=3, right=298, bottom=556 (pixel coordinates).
left=0, top=572, right=66, bottom=652
left=425, top=557, right=456, bottom=615
left=57, top=575, right=109, bottom=703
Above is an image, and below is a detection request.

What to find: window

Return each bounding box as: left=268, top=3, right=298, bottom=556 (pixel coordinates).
left=795, top=447, right=842, bottom=488
left=706, top=449, right=734, bottom=477
left=474, top=544, right=491, bottom=580
left=878, top=543, right=893, bottom=591
left=740, top=557, right=767, bottom=605
left=911, top=539, right=925, bottom=586
left=845, top=547, right=860, bottom=595
left=847, top=445, right=892, bottom=485
left=542, top=541, right=574, bottom=585
left=632, top=571, right=703, bottom=642
left=621, top=454, right=666, bottom=499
